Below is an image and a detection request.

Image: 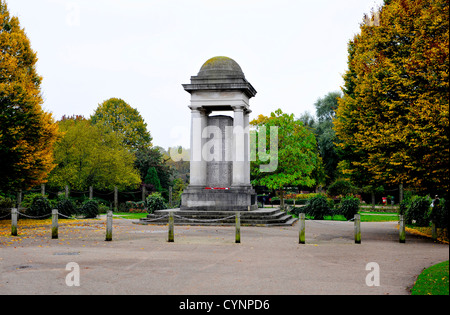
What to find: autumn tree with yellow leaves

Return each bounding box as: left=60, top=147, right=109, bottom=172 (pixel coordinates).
left=0, top=1, right=59, bottom=193
left=47, top=116, right=141, bottom=191
left=334, top=0, right=449, bottom=195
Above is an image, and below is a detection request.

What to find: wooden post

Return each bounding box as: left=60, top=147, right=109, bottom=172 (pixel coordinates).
left=235, top=212, right=241, bottom=244
left=299, top=213, right=306, bottom=244
left=142, top=186, right=146, bottom=203
left=41, top=184, right=46, bottom=197
left=169, top=186, right=173, bottom=208
left=105, top=211, right=113, bottom=241
left=65, top=185, right=69, bottom=199
left=432, top=221, right=437, bottom=242
left=114, top=186, right=118, bottom=211
left=354, top=214, right=361, bottom=244
left=11, top=208, right=18, bottom=236
left=399, top=215, right=406, bottom=243
left=168, top=211, right=174, bottom=243
left=17, top=190, right=22, bottom=209
left=89, top=186, right=93, bottom=200
left=51, top=209, right=58, bottom=239
left=371, top=192, right=375, bottom=211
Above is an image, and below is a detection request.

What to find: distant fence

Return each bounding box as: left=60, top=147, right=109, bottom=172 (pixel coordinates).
left=4, top=184, right=175, bottom=211
left=3, top=208, right=243, bottom=243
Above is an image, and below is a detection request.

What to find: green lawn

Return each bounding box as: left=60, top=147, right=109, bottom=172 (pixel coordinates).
left=411, top=261, right=449, bottom=295
left=115, top=210, right=399, bottom=222
left=360, top=212, right=399, bottom=222
left=295, top=212, right=399, bottom=222
left=112, top=212, right=148, bottom=220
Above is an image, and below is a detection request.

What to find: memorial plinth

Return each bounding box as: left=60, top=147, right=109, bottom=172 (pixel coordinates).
left=180, top=56, right=258, bottom=211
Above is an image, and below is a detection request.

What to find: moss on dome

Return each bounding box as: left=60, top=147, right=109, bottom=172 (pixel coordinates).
left=198, top=56, right=244, bottom=77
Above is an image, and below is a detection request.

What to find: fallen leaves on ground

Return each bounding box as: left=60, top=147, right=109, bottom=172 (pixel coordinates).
left=0, top=218, right=106, bottom=247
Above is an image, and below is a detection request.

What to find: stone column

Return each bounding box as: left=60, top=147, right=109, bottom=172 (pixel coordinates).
left=232, top=106, right=246, bottom=187
left=244, top=109, right=251, bottom=185
left=189, top=106, right=207, bottom=187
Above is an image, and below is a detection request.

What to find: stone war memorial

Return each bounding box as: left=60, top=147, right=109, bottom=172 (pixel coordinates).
left=181, top=56, right=258, bottom=212
left=140, top=56, right=296, bottom=226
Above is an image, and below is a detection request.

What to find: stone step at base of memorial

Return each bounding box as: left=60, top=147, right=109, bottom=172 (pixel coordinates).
left=137, top=208, right=298, bottom=227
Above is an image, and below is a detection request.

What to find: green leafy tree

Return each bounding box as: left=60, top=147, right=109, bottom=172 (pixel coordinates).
left=251, top=109, right=321, bottom=208
left=165, top=146, right=190, bottom=184
left=47, top=116, right=141, bottom=191
left=171, top=177, right=187, bottom=206
left=144, top=166, right=162, bottom=192
left=315, top=91, right=341, bottom=122
left=90, top=98, right=152, bottom=151
left=313, top=91, right=342, bottom=186
left=334, top=0, right=449, bottom=195
left=135, top=146, right=173, bottom=193
left=0, top=1, right=59, bottom=192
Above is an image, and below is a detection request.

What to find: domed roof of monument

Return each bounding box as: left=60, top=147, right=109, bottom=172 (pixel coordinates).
left=197, top=56, right=245, bottom=78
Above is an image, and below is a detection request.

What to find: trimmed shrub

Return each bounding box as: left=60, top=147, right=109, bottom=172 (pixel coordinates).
left=79, top=200, right=99, bottom=218
left=0, top=195, right=14, bottom=218
left=146, top=192, right=168, bottom=213
left=98, top=203, right=109, bottom=214
left=304, top=195, right=332, bottom=220
left=22, top=193, right=45, bottom=209
left=28, top=196, right=52, bottom=219
left=327, top=179, right=357, bottom=197
left=338, top=196, right=360, bottom=220
left=430, top=198, right=448, bottom=230
left=56, top=198, right=77, bottom=217
left=405, top=195, right=432, bottom=226
left=296, top=193, right=321, bottom=200
left=442, top=199, right=449, bottom=238
left=125, top=201, right=146, bottom=212
left=128, top=207, right=148, bottom=213
left=399, top=199, right=411, bottom=216
left=125, top=201, right=137, bottom=212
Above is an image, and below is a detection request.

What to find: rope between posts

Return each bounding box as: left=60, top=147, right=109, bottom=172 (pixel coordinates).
left=54, top=211, right=100, bottom=220
left=173, top=214, right=237, bottom=223
left=3, top=208, right=167, bottom=221
left=142, top=214, right=170, bottom=222
left=11, top=209, right=103, bottom=220
left=57, top=212, right=78, bottom=219
left=303, top=216, right=355, bottom=225
left=0, top=212, right=11, bottom=219
left=16, top=211, right=51, bottom=219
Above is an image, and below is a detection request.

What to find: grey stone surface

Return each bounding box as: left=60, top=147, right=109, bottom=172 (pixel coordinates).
left=183, top=56, right=257, bottom=99
left=1, top=218, right=448, bottom=295
left=180, top=186, right=257, bottom=211
left=140, top=208, right=296, bottom=226
left=205, top=115, right=233, bottom=188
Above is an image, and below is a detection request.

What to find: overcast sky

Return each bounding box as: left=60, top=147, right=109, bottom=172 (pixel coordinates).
left=7, top=0, right=383, bottom=149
